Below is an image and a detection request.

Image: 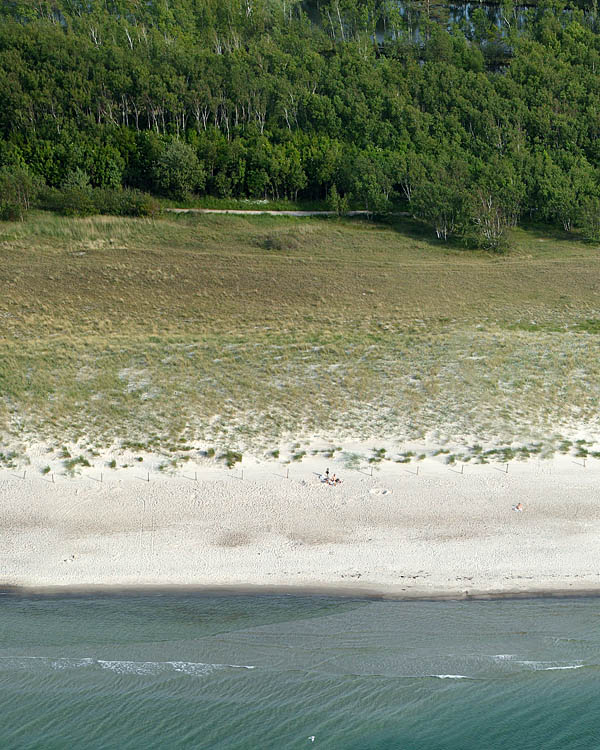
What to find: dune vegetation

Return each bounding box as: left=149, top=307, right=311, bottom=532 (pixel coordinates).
left=2, top=211, right=600, bottom=461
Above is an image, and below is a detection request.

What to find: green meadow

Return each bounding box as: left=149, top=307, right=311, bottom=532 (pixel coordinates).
left=1, top=211, right=600, bottom=459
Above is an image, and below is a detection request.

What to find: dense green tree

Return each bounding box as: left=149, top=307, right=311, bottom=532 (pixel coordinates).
left=0, top=166, right=43, bottom=220
left=580, top=196, right=600, bottom=242
left=536, top=151, right=596, bottom=230
left=412, top=160, right=470, bottom=241
left=0, top=0, right=599, bottom=245
left=152, top=139, right=205, bottom=199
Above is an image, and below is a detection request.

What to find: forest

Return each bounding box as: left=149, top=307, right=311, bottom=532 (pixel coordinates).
left=1, top=0, right=600, bottom=248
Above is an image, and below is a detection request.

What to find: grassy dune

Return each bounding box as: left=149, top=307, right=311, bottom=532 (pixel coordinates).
left=1, top=211, right=600, bottom=458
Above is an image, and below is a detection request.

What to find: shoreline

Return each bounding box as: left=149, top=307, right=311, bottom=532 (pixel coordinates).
left=3, top=582, right=600, bottom=602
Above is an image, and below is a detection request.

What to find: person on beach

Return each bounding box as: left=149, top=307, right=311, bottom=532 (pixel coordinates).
left=321, top=470, right=341, bottom=486
left=512, top=502, right=524, bottom=512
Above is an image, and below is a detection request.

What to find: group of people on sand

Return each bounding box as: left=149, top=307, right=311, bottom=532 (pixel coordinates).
left=322, top=467, right=342, bottom=486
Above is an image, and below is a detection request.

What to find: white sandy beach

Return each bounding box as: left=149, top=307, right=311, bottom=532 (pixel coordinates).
left=3, top=450, right=600, bottom=598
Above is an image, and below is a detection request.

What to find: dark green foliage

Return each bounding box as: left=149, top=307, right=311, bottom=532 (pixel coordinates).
left=40, top=186, right=97, bottom=217
left=1, top=1, right=600, bottom=240
left=152, top=141, right=205, bottom=200
left=38, top=186, right=159, bottom=217
left=220, top=450, right=242, bottom=468
left=580, top=197, right=600, bottom=243
left=63, top=455, right=91, bottom=474
left=0, top=166, right=43, bottom=220
left=92, top=188, right=160, bottom=217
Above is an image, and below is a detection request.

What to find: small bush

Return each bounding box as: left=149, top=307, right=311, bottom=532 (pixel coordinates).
left=0, top=451, right=18, bottom=468
left=64, top=455, right=91, bottom=474
left=496, top=447, right=516, bottom=462
left=262, top=231, right=302, bottom=252
left=38, top=185, right=160, bottom=218
left=220, top=450, right=242, bottom=468
left=94, top=187, right=160, bottom=217
left=41, top=465, right=51, bottom=475
left=108, top=459, right=117, bottom=469
left=41, top=186, right=96, bottom=216
left=121, top=440, right=147, bottom=451
left=369, top=447, right=387, bottom=464
left=291, top=450, right=306, bottom=462
left=269, top=449, right=280, bottom=459
left=0, top=201, right=22, bottom=221
left=91, top=187, right=122, bottom=215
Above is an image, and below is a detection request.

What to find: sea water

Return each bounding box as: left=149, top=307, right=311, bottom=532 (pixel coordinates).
left=1, top=593, right=599, bottom=749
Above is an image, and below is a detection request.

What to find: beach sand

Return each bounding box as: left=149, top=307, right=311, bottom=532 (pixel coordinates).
left=3, top=450, right=600, bottom=599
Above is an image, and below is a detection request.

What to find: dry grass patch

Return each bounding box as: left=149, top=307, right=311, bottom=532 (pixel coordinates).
left=1, top=212, right=600, bottom=452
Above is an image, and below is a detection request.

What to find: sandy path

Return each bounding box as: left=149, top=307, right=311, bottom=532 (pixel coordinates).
left=2, top=458, right=599, bottom=598
left=165, top=208, right=371, bottom=216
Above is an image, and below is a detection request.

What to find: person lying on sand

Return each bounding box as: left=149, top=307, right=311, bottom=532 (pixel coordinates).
left=321, top=473, right=342, bottom=485
left=512, top=502, right=524, bottom=512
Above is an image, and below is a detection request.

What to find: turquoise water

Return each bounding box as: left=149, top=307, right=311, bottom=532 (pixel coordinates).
left=1, top=594, right=599, bottom=749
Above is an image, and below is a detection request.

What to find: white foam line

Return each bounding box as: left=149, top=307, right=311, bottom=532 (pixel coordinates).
left=0, top=656, right=255, bottom=674
left=512, top=660, right=586, bottom=671
left=429, top=674, right=470, bottom=679
left=96, top=659, right=256, bottom=675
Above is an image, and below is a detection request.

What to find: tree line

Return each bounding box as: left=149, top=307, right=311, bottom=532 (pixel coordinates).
left=2, top=0, right=600, bottom=248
